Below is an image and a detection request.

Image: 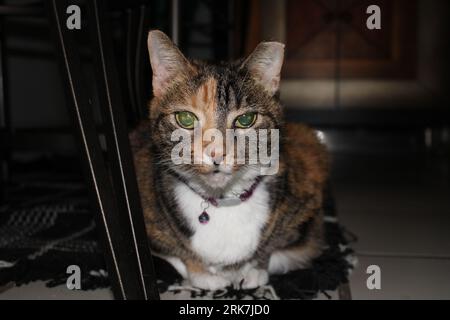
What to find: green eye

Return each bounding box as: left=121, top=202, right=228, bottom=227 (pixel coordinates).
left=234, top=112, right=257, bottom=128
left=175, top=111, right=198, bottom=129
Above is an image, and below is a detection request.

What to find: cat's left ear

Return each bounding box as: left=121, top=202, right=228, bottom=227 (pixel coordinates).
left=242, top=42, right=285, bottom=95
left=147, top=30, right=191, bottom=97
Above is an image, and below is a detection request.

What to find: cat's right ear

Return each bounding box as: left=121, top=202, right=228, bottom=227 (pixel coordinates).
left=241, top=41, right=285, bottom=96
left=147, top=30, right=191, bottom=97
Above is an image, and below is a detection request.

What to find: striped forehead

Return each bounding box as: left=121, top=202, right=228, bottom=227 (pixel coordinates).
left=184, top=63, right=257, bottom=129
left=188, top=75, right=235, bottom=126
left=188, top=77, right=217, bottom=129
left=216, top=76, right=239, bottom=112
left=190, top=77, right=217, bottom=113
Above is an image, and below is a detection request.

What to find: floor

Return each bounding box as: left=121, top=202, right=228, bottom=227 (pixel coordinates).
left=330, top=128, right=450, bottom=300
left=333, top=158, right=450, bottom=299
left=1, top=128, right=449, bottom=300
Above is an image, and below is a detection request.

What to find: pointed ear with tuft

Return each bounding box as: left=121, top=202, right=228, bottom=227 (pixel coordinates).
left=147, top=30, right=191, bottom=97
left=242, top=42, right=285, bottom=96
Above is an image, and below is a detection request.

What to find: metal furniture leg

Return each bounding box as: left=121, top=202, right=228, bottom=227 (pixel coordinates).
left=45, top=0, right=159, bottom=300
left=87, top=0, right=159, bottom=300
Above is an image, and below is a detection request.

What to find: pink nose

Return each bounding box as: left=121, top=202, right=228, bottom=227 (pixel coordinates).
left=209, top=148, right=224, bottom=165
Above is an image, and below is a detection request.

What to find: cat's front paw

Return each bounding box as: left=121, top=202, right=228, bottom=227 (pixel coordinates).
left=189, top=273, right=231, bottom=291
left=240, top=268, right=269, bottom=289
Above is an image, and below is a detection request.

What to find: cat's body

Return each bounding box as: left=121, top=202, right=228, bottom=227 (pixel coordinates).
left=131, top=31, right=329, bottom=290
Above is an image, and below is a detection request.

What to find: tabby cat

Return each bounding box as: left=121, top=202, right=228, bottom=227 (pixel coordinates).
left=132, top=30, right=329, bottom=290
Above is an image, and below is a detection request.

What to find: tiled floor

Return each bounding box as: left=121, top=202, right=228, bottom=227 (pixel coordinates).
left=348, top=255, right=450, bottom=299
left=1, top=130, right=449, bottom=300
left=332, top=148, right=450, bottom=299
left=0, top=281, right=113, bottom=300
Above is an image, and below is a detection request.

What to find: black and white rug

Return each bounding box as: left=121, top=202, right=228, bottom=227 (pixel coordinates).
left=0, top=173, right=356, bottom=299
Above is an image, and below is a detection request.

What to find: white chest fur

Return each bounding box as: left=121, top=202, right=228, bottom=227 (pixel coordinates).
left=174, top=182, right=270, bottom=266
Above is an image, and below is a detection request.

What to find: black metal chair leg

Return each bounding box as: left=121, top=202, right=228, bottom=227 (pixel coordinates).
left=87, top=0, right=159, bottom=300
left=134, top=4, right=151, bottom=120
left=124, top=4, right=150, bottom=124
left=45, top=0, right=158, bottom=300
left=0, top=10, right=11, bottom=199
left=125, top=7, right=139, bottom=123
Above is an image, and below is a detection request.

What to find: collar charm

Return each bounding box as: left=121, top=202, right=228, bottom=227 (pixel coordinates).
left=197, top=177, right=262, bottom=225
left=198, top=211, right=210, bottom=224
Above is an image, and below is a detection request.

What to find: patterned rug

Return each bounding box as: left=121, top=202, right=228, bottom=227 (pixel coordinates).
left=0, top=165, right=356, bottom=299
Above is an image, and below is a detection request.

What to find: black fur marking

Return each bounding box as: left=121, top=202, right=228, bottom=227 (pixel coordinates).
left=286, top=216, right=315, bottom=248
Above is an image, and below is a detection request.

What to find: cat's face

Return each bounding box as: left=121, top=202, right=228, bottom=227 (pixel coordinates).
left=147, top=30, right=284, bottom=193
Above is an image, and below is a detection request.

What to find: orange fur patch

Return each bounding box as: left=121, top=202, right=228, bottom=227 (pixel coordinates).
left=191, top=77, right=217, bottom=130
